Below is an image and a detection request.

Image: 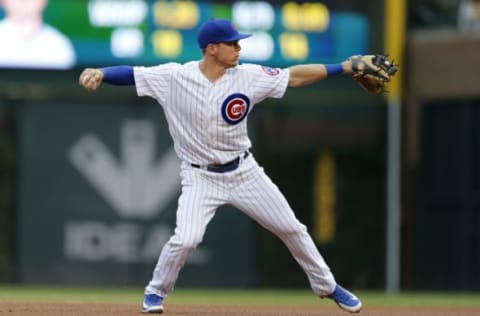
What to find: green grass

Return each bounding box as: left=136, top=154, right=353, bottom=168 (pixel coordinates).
left=0, top=285, right=479, bottom=308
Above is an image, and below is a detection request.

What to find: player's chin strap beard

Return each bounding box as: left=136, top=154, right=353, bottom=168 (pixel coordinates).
left=190, top=151, right=250, bottom=173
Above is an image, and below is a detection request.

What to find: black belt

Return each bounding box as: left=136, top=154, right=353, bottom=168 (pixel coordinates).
left=191, top=151, right=249, bottom=173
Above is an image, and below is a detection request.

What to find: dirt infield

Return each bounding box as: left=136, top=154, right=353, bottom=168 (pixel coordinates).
left=0, top=302, right=479, bottom=316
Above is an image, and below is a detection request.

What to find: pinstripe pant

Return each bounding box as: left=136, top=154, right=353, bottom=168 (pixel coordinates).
left=145, top=154, right=336, bottom=297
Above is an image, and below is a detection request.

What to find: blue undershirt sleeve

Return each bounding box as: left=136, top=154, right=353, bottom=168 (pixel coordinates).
left=101, top=66, right=135, bottom=85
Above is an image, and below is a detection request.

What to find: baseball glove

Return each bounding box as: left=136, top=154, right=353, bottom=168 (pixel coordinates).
left=349, top=54, right=397, bottom=95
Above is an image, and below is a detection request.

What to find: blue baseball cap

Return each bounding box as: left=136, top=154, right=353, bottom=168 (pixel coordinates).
left=197, top=18, right=251, bottom=48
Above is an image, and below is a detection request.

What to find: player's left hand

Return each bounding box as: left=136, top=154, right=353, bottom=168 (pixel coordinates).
left=79, top=68, right=104, bottom=92
left=348, top=54, right=398, bottom=95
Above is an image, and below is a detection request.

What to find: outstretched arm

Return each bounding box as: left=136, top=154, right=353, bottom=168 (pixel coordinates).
left=79, top=66, right=135, bottom=92
left=287, top=59, right=353, bottom=87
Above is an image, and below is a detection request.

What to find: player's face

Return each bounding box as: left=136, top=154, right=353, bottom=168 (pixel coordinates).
left=214, top=41, right=241, bottom=67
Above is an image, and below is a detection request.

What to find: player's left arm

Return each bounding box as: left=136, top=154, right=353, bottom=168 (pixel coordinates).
left=287, top=60, right=353, bottom=87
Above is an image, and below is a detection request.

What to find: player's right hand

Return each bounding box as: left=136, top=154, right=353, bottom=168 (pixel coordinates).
left=79, top=68, right=104, bottom=92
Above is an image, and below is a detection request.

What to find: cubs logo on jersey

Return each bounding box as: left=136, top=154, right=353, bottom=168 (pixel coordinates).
left=221, top=93, right=250, bottom=125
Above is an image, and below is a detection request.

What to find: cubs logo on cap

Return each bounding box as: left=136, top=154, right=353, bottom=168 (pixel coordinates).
left=221, top=93, right=250, bottom=125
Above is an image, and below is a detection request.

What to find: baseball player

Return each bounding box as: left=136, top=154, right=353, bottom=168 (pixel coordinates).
left=79, top=18, right=363, bottom=314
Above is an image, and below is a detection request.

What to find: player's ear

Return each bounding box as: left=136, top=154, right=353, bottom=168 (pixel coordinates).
left=205, top=43, right=218, bottom=56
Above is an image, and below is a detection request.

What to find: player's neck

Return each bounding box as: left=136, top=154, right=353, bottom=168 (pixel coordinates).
left=199, top=59, right=229, bottom=83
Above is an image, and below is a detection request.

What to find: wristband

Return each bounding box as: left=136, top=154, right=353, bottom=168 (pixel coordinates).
left=325, top=64, right=344, bottom=77
left=101, top=66, right=135, bottom=85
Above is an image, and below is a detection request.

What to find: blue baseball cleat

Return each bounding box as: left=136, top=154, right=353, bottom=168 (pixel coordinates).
left=327, top=284, right=362, bottom=313
left=142, top=293, right=164, bottom=314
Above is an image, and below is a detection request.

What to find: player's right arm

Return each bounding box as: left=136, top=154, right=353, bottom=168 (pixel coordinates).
left=79, top=66, right=135, bottom=92
left=287, top=60, right=353, bottom=87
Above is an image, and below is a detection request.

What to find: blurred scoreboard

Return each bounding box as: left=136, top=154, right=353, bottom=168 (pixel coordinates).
left=0, top=0, right=369, bottom=69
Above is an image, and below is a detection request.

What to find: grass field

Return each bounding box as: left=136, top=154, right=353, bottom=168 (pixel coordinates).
left=1, top=285, right=480, bottom=306
left=0, top=285, right=479, bottom=315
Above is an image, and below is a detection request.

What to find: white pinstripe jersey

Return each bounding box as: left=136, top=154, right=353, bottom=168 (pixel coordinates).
left=134, top=61, right=289, bottom=165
